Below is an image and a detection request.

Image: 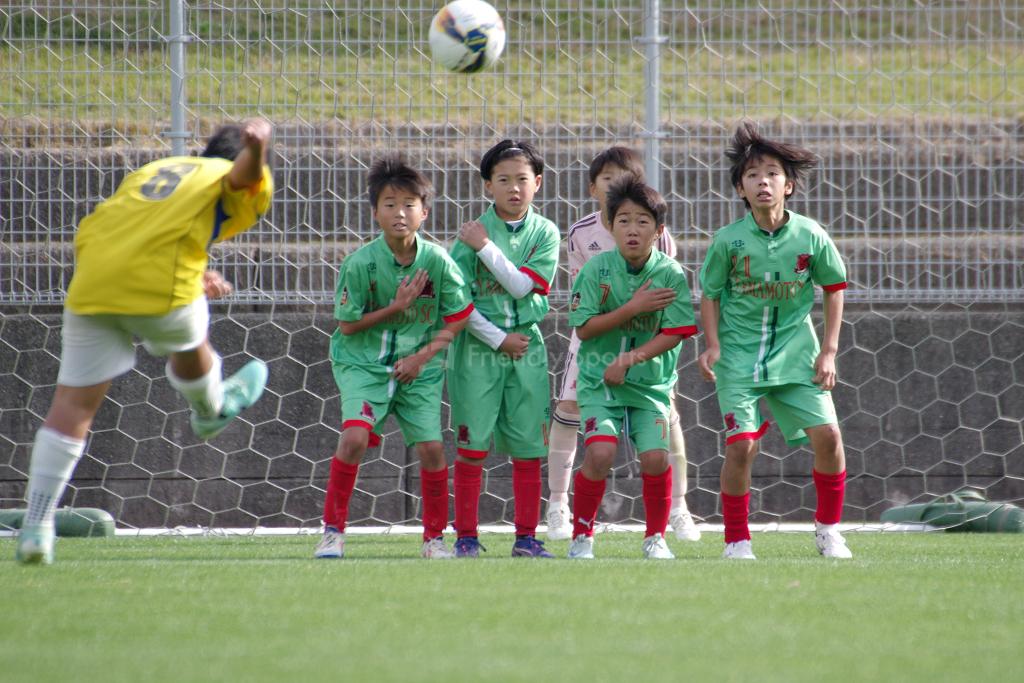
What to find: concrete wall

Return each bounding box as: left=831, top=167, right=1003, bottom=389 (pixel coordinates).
left=1, top=303, right=1021, bottom=527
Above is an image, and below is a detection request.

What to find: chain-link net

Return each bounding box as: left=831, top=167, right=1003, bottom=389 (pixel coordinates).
left=1, top=2, right=1022, bottom=530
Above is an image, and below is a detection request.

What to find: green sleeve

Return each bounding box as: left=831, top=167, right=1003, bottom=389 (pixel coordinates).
left=660, top=267, right=698, bottom=335
left=699, top=233, right=731, bottom=300
left=438, top=252, right=473, bottom=320
left=334, top=254, right=369, bottom=322
left=568, top=260, right=602, bottom=328
left=811, top=232, right=847, bottom=288
left=520, top=222, right=560, bottom=294
left=449, top=240, right=476, bottom=285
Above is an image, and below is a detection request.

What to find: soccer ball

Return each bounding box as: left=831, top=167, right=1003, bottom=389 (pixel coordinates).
left=428, top=0, right=506, bottom=73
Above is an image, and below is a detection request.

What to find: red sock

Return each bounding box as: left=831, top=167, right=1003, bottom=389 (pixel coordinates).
left=572, top=471, right=606, bottom=538
left=813, top=469, right=847, bottom=525
left=721, top=491, right=751, bottom=543
left=454, top=460, right=482, bottom=538
left=323, top=458, right=359, bottom=531
left=420, top=465, right=449, bottom=541
left=512, top=458, right=542, bottom=537
left=642, top=466, right=672, bottom=538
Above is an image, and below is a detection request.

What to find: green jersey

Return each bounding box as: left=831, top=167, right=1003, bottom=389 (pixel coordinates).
left=331, top=234, right=474, bottom=376
left=699, top=211, right=847, bottom=387
left=569, top=249, right=698, bottom=412
left=450, top=204, right=560, bottom=329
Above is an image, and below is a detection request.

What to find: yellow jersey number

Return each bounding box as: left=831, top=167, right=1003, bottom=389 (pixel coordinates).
left=140, top=162, right=199, bottom=200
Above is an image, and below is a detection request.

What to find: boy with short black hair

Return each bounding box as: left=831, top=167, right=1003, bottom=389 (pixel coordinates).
left=567, top=176, right=698, bottom=560
left=698, top=122, right=852, bottom=560
left=447, top=139, right=561, bottom=558
left=16, top=119, right=274, bottom=565
left=546, top=146, right=699, bottom=543
left=315, top=156, right=474, bottom=560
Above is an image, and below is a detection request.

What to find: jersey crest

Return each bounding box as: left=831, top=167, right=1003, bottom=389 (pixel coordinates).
left=584, top=417, right=597, bottom=434
left=723, top=412, right=739, bottom=432
left=360, top=401, right=376, bottom=421
left=457, top=424, right=470, bottom=445
left=418, top=278, right=436, bottom=299
left=794, top=253, right=812, bottom=274
left=570, top=291, right=581, bottom=311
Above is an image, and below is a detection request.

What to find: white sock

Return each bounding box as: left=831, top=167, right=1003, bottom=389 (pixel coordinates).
left=24, top=427, right=86, bottom=528
left=668, top=413, right=689, bottom=514
left=546, top=413, right=579, bottom=508
left=167, top=353, right=223, bottom=419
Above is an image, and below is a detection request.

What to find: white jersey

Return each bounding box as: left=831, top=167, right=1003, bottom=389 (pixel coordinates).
left=558, top=210, right=679, bottom=401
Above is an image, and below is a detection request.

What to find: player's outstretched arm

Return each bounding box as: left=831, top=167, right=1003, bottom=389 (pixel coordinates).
left=603, top=332, right=682, bottom=385
left=338, top=270, right=428, bottom=336
left=812, top=288, right=844, bottom=390
left=227, top=118, right=272, bottom=191
left=576, top=280, right=675, bottom=341
left=697, top=295, right=721, bottom=382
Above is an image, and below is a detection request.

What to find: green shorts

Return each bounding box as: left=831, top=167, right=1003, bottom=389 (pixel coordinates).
left=716, top=380, right=837, bottom=446
left=332, top=362, right=443, bottom=445
left=580, top=403, right=670, bottom=454
left=447, top=324, right=551, bottom=459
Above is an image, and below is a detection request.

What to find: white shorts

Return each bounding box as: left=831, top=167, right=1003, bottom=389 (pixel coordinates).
left=556, top=333, right=582, bottom=403
left=57, top=297, right=209, bottom=387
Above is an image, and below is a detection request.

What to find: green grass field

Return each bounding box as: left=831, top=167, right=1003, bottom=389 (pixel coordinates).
left=3, top=532, right=1022, bottom=683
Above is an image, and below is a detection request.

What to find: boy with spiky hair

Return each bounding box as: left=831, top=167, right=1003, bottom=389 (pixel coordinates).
left=698, top=122, right=852, bottom=560
left=546, top=146, right=700, bottom=543
left=16, top=119, right=274, bottom=565
left=315, top=156, right=474, bottom=560
left=447, top=139, right=561, bottom=558
left=567, top=176, right=698, bottom=560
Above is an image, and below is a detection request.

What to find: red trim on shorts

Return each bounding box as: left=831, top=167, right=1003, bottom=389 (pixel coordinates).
left=456, top=447, right=489, bottom=460
left=822, top=281, right=847, bottom=292
left=342, top=420, right=381, bottom=447
left=584, top=434, right=618, bottom=447
left=661, top=325, right=699, bottom=338
left=443, top=302, right=475, bottom=323
left=519, top=267, right=551, bottom=295
left=725, top=420, right=770, bottom=445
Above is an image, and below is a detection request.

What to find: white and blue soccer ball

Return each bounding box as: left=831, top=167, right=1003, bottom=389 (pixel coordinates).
left=428, top=0, right=506, bottom=73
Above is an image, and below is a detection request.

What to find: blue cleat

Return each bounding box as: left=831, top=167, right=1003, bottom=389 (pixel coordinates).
left=511, top=535, right=554, bottom=558
left=15, top=525, right=54, bottom=565
left=453, top=536, right=486, bottom=558
left=191, top=359, right=268, bottom=439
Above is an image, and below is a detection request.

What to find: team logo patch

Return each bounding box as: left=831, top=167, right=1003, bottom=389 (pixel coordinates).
left=584, top=417, right=597, bottom=434
left=731, top=239, right=745, bottom=249
left=570, top=291, right=581, bottom=311
left=724, top=412, right=739, bottom=432
left=340, top=286, right=349, bottom=305
left=457, top=424, right=470, bottom=445
left=418, top=278, right=435, bottom=298
left=360, top=401, right=376, bottom=421
left=794, top=253, right=812, bottom=274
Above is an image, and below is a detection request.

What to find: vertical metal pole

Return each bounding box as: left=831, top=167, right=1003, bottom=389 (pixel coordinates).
left=641, top=0, right=665, bottom=192
left=166, top=0, right=188, bottom=156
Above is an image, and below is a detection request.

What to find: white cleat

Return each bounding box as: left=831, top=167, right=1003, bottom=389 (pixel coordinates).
left=15, top=525, right=55, bottom=565
left=641, top=533, right=675, bottom=560
left=669, top=509, right=701, bottom=542
left=545, top=503, right=573, bottom=541
left=723, top=539, right=756, bottom=560
left=421, top=536, right=455, bottom=559
left=314, top=527, right=345, bottom=559
left=815, top=523, right=853, bottom=559
left=567, top=534, right=595, bottom=560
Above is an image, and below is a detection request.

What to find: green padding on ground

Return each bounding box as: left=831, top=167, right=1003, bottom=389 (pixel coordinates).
left=0, top=508, right=115, bottom=537
left=881, top=489, right=1024, bottom=532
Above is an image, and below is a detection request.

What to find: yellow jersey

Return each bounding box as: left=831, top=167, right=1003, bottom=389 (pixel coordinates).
left=66, top=156, right=273, bottom=315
